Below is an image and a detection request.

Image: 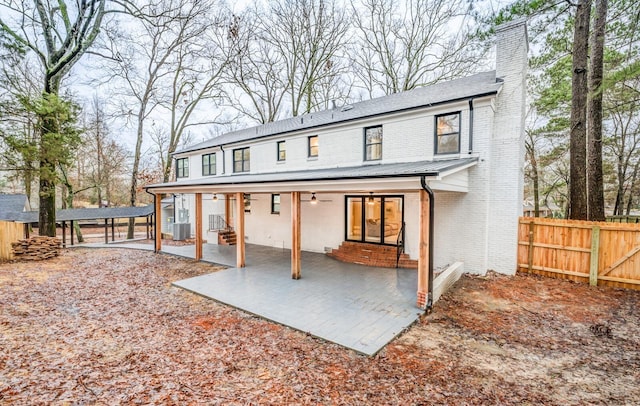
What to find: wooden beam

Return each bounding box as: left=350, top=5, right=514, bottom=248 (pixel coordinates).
left=70, top=220, right=74, bottom=246
left=195, top=193, right=203, bottom=261
left=62, top=221, right=67, bottom=248
left=155, top=194, right=162, bottom=252
left=104, top=219, right=108, bottom=244
left=417, top=189, right=430, bottom=308
left=291, top=191, right=301, bottom=279
left=111, top=218, right=115, bottom=242
left=235, top=192, right=246, bottom=267
left=589, top=226, right=600, bottom=286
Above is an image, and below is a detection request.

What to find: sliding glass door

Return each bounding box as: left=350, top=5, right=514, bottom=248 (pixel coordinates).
left=345, top=195, right=403, bottom=245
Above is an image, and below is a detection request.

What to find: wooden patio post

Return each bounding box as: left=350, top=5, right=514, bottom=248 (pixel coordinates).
left=417, top=189, right=430, bottom=309
left=154, top=193, right=162, bottom=252
left=195, top=193, right=203, bottom=261
left=291, top=191, right=301, bottom=279
left=104, top=219, right=108, bottom=243
left=235, top=192, right=246, bottom=267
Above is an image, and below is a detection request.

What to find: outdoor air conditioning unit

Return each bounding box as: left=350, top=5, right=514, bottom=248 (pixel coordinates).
left=173, top=223, right=191, bottom=241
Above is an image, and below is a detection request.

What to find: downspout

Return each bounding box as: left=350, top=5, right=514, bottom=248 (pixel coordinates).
left=468, top=98, right=474, bottom=153
left=420, top=176, right=435, bottom=312
left=220, top=145, right=226, bottom=174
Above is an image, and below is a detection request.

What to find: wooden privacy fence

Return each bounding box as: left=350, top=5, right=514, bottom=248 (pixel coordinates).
left=518, top=217, right=640, bottom=290
left=0, top=221, right=25, bottom=261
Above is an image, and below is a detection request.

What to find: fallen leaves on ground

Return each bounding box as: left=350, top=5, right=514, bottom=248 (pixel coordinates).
left=1, top=249, right=639, bottom=404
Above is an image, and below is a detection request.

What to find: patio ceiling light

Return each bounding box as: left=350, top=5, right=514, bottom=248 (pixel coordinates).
left=368, top=192, right=375, bottom=205
left=212, top=194, right=218, bottom=201
left=311, top=193, right=318, bottom=205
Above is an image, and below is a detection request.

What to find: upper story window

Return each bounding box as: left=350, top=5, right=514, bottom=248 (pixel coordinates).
left=364, top=126, right=383, bottom=161
left=176, top=157, right=189, bottom=178
left=435, top=112, right=461, bottom=154
left=271, top=194, right=281, bottom=214
left=308, top=135, right=319, bottom=158
left=277, top=141, right=286, bottom=162
left=202, top=153, right=216, bottom=176
left=233, top=147, right=250, bottom=173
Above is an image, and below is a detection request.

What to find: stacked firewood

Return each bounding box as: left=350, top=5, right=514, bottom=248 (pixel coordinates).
left=11, top=237, right=62, bottom=261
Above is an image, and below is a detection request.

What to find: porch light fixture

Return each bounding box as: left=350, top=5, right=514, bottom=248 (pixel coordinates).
left=368, top=192, right=375, bottom=205
left=310, top=193, right=318, bottom=205
left=212, top=194, right=218, bottom=201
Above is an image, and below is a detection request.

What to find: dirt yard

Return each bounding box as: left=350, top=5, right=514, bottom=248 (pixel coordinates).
left=1, top=248, right=638, bottom=404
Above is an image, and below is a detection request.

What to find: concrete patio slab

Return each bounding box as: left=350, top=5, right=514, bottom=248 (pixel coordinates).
left=76, top=241, right=422, bottom=355
left=173, top=244, right=421, bottom=355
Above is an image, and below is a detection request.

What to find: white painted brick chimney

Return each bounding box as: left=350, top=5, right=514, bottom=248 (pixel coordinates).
left=487, top=19, right=528, bottom=274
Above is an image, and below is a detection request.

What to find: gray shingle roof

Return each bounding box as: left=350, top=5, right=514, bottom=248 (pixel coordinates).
left=177, top=71, right=501, bottom=154
left=147, top=158, right=477, bottom=189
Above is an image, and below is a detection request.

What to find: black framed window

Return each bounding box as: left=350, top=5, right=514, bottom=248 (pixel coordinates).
left=271, top=194, right=281, bottom=214
left=345, top=195, right=404, bottom=245
left=435, top=112, right=461, bottom=154
left=308, top=135, right=319, bottom=157
left=202, top=153, right=216, bottom=176
left=364, top=126, right=383, bottom=161
left=233, top=147, right=250, bottom=173
left=176, top=157, right=189, bottom=178
left=277, top=141, right=286, bottom=161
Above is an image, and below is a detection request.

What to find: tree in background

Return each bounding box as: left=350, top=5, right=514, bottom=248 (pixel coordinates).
left=352, top=0, right=485, bottom=97
left=0, top=0, right=106, bottom=235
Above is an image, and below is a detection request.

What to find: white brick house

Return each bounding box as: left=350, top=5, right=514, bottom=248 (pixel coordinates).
left=146, top=20, right=527, bottom=309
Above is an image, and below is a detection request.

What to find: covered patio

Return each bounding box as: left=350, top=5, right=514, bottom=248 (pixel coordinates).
left=170, top=243, right=421, bottom=355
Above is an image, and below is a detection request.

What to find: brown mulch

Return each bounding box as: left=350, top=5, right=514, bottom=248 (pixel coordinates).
left=1, top=249, right=639, bottom=404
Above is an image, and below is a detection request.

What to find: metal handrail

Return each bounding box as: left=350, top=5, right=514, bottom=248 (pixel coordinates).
left=209, top=214, right=233, bottom=232
left=395, top=222, right=406, bottom=268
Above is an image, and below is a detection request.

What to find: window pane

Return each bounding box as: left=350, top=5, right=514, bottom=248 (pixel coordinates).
left=364, top=197, right=382, bottom=243
left=272, top=194, right=280, bottom=213
left=437, top=114, right=459, bottom=134
left=438, top=134, right=459, bottom=154
left=278, top=142, right=286, bottom=161
left=383, top=198, right=403, bottom=244
left=436, top=113, right=460, bottom=154
left=347, top=198, right=362, bottom=240
left=309, top=136, right=318, bottom=157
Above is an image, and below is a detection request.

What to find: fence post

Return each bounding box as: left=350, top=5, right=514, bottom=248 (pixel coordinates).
left=528, top=221, right=535, bottom=273
left=589, top=226, right=600, bottom=286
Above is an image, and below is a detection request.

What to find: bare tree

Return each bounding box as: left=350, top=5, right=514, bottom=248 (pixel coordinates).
left=227, top=0, right=350, bottom=122
left=351, top=0, right=484, bottom=96
left=100, top=0, right=224, bottom=237
left=161, top=3, right=230, bottom=182
left=225, top=12, right=288, bottom=123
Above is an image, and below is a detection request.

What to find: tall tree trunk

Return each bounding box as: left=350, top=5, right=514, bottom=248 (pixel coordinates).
left=569, top=0, right=592, bottom=220
left=38, top=90, right=57, bottom=237
left=127, top=112, right=145, bottom=239
left=587, top=0, right=608, bottom=221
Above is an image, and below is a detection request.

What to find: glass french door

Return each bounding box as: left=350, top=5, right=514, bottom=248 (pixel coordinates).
left=346, top=195, right=403, bottom=245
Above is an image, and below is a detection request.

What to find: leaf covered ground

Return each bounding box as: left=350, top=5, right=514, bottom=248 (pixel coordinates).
left=1, top=248, right=638, bottom=404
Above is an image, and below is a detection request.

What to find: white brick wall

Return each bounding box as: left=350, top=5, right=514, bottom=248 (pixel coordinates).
left=170, top=21, right=527, bottom=277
